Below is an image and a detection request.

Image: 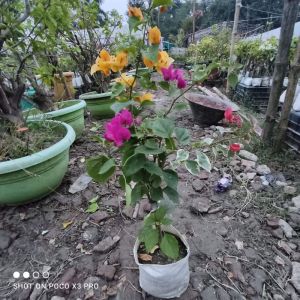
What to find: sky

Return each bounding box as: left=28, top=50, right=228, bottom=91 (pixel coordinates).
left=102, top=0, right=128, bottom=16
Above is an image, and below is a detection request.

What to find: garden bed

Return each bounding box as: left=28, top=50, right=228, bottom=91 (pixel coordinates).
left=0, top=89, right=299, bottom=300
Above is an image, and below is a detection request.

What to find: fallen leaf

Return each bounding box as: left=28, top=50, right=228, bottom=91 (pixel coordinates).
left=80, top=157, right=85, bottom=163
left=62, top=220, right=73, bottom=229
left=16, top=127, right=29, bottom=132
left=235, top=240, right=244, bottom=250
left=138, top=253, right=153, bottom=262
left=150, top=245, right=159, bottom=254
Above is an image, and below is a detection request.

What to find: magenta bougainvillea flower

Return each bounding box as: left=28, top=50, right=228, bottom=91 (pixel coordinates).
left=104, top=109, right=141, bottom=147
left=229, top=143, right=241, bottom=152
left=161, top=64, right=187, bottom=89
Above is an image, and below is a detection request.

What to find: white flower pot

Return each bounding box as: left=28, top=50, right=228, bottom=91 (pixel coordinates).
left=252, top=78, right=262, bottom=87
left=243, top=77, right=253, bottom=86
left=261, top=77, right=270, bottom=87
left=133, top=226, right=190, bottom=299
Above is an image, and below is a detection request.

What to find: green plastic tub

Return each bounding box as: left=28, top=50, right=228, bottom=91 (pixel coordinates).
left=79, top=92, right=115, bottom=119
left=0, top=120, right=75, bottom=206
left=24, top=99, right=86, bottom=138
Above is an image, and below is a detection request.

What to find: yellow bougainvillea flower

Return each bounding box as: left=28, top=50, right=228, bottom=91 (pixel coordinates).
left=148, top=26, right=161, bottom=45
left=91, top=49, right=111, bottom=76
left=156, top=51, right=174, bottom=73
left=135, top=93, right=154, bottom=103
left=115, top=73, right=136, bottom=88
left=111, top=51, right=128, bottom=72
left=143, top=56, right=155, bottom=68
left=128, top=6, right=143, bottom=21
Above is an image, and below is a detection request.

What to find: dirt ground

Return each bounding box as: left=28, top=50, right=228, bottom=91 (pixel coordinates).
left=1, top=89, right=300, bottom=300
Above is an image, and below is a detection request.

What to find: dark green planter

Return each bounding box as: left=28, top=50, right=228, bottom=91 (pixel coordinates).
left=24, top=99, right=86, bottom=138
left=79, top=92, right=115, bottom=119
left=0, top=121, right=75, bottom=206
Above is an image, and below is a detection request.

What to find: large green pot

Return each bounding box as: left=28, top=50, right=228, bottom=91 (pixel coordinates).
left=79, top=92, right=115, bottom=119
left=24, top=99, right=86, bottom=138
left=0, top=121, right=76, bottom=206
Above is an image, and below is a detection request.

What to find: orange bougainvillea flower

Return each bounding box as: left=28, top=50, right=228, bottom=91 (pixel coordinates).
left=134, top=93, right=154, bottom=103
left=128, top=6, right=143, bottom=21
left=91, top=49, right=111, bottom=76
left=111, top=51, right=128, bottom=72
left=115, top=73, right=136, bottom=88
left=16, top=127, right=29, bottom=132
left=143, top=56, right=155, bottom=68
left=160, top=6, right=168, bottom=13
left=156, top=51, right=174, bottom=73
left=148, top=26, right=161, bottom=45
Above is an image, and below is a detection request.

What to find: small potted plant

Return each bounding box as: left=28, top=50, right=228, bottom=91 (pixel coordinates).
left=86, top=1, right=214, bottom=298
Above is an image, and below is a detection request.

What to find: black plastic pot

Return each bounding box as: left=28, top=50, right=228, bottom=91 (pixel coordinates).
left=184, top=93, right=230, bottom=126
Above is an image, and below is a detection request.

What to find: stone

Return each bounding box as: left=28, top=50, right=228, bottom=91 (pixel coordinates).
left=284, top=186, right=297, bottom=195
left=241, top=212, right=250, bottom=218
left=292, top=195, right=300, bottom=208
left=229, top=190, right=238, bottom=197
left=273, top=295, right=284, bottom=300
left=239, top=150, right=258, bottom=162
left=278, top=240, right=293, bottom=255
left=199, top=171, right=210, bottom=180
left=108, top=249, right=120, bottom=264
left=217, top=227, right=228, bottom=237
left=104, top=198, right=119, bottom=208
left=256, top=164, right=271, bottom=175
left=241, top=159, right=256, bottom=169
left=246, top=172, right=256, bottom=180
left=215, top=287, right=230, bottom=300
left=138, top=199, right=152, bottom=219
left=291, top=262, right=300, bottom=293
left=276, top=181, right=287, bottom=187
left=266, top=217, right=280, bottom=228
left=192, top=179, right=206, bottom=192
left=51, top=297, right=65, bottom=300
left=90, top=211, right=110, bottom=223
left=208, top=206, right=222, bottom=214
left=58, top=267, right=76, bottom=290
left=93, top=236, right=120, bottom=253
left=96, top=264, right=116, bottom=281
left=270, top=228, right=284, bottom=239
left=289, top=213, right=300, bottom=227
left=122, top=206, right=134, bottom=218
left=69, top=173, right=92, bottom=194
left=190, top=197, right=211, bottom=214
left=278, top=219, right=296, bottom=238
left=249, top=269, right=267, bottom=294
left=30, top=284, right=43, bottom=300
left=235, top=173, right=248, bottom=182
left=200, top=285, right=218, bottom=300
left=82, top=227, right=99, bottom=242
left=0, top=230, right=12, bottom=250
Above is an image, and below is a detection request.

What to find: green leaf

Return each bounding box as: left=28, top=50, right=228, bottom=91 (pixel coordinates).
left=139, top=226, right=160, bottom=252
left=152, top=0, right=173, bottom=9
left=144, top=161, right=163, bottom=176
left=185, top=160, right=200, bottom=175
left=128, top=16, right=143, bottom=32
left=111, top=82, right=126, bottom=97
left=228, top=73, right=238, bottom=88
left=135, top=139, right=164, bottom=155
left=132, top=183, right=143, bottom=204
left=163, top=169, right=178, bottom=190
left=87, top=155, right=115, bottom=183
left=153, top=206, right=167, bottom=222
left=163, top=186, right=179, bottom=202
left=160, top=232, right=179, bottom=260
left=150, top=186, right=163, bottom=201
left=165, top=137, right=176, bottom=150
left=123, top=153, right=147, bottom=177
left=150, top=174, right=162, bottom=188
left=142, top=45, right=159, bottom=63
left=196, top=151, right=211, bottom=172
left=140, top=73, right=157, bottom=89
left=176, top=149, right=189, bottom=161
left=99, top=158, right=115, bottom=175
left=111, top=100, right=135, bottom=113
left=174, top=127, right=190, bottom=145
left=159, top=81, right=170, bottom=91
left=150, top=118, right=175, bottom=138
left=174, top=102, right=188, bottom=111
left=125, top=183, right=132, bottom=206
left=85, top=202, right=99, bottom=213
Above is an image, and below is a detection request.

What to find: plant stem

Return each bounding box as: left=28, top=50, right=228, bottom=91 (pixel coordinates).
left=164, top=82, right=197, bottom=117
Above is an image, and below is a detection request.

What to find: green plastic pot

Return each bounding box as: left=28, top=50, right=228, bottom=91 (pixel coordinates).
left=79, top=92, right=115, bottom=119
left=24, top=99, right=86, bottom=138
left=0, top=120, right=76, bottom=206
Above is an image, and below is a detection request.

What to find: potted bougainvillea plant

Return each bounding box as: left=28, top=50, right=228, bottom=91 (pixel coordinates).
left=86, top=1, right=231, bottom=298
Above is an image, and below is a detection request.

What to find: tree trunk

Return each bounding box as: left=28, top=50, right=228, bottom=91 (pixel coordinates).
left=274, top=38, right=300, bottom=151
left=262, top=0, right=300, bottom=143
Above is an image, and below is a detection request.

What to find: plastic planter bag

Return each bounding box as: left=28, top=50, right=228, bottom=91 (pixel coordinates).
left=133, top=226, right=190, bottom=299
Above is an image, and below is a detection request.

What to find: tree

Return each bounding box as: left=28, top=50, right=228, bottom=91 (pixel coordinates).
left=262, top=0, right=300, bottom=143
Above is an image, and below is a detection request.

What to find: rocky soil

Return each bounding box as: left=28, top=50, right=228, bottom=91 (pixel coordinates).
left=0, top=89, right=300, bottom=300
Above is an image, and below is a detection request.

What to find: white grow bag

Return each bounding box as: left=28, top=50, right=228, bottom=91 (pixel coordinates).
left=133, top=226, right=190, bottom=299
